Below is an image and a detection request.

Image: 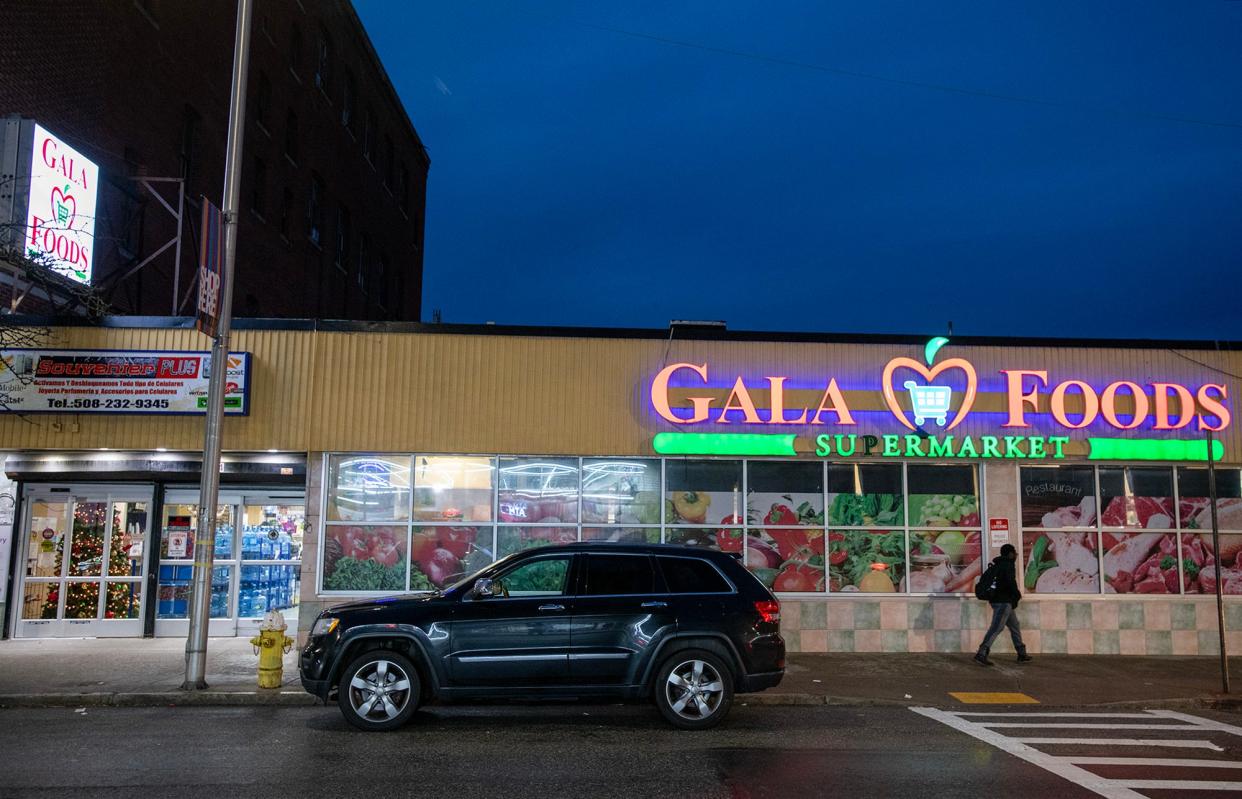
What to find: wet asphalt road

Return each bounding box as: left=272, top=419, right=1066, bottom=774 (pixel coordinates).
left=0, top=703, right=1114, bottom=799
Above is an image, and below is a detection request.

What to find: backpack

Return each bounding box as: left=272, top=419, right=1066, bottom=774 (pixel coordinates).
left=975, top=561, right=1000, bottom=601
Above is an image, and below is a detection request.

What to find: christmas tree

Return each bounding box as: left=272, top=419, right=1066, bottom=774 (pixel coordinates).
left=41, top=504, right=138, bottom=619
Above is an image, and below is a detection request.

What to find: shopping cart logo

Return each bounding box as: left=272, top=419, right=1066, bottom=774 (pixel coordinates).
left=881, top=337, right=978, bottom=432
left=904, top=381, right=952, bottom=426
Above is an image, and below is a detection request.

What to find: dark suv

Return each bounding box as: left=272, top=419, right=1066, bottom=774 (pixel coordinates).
left=300, top=543, right=785, bottom=731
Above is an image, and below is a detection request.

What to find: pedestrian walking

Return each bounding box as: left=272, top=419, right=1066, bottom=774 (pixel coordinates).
left=973, top=544, right=1032, bottom=666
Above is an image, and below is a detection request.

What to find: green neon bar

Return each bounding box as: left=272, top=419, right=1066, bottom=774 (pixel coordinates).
left=1087, top=438, right=1224, bottom=462
left=652, top=432, right=797, bottom=457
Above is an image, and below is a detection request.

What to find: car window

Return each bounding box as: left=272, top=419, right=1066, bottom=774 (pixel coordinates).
left=582, top=554, right=655, bottom=596
left=497, top=557, right=571, bottom=597
left=658, top=556, right=732, bottom=594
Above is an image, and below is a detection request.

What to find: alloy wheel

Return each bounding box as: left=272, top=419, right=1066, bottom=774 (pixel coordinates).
left=664, top=658, right=725, bottom=721
left=347, top=658, right=413, bottom=721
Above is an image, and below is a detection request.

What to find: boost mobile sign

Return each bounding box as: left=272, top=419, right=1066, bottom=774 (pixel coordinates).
left=0, top=119, right=99, bottom=284
left=0, top=349, right=251, bottom=415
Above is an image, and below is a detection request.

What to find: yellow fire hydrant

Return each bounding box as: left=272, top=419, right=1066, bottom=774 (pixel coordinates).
left=250, top=610, right=295, bottom=689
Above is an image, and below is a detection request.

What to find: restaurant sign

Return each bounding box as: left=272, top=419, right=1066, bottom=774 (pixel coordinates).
left=0, top=349, right=251, bottom=415
left=648, top=339, right=1229, bottom=462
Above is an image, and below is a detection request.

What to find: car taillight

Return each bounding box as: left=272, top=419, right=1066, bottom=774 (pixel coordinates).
left=755, top=600, right=781, bottom=624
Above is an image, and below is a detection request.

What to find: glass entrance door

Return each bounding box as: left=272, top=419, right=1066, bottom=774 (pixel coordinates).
left=153, top=491, right=304, bottom=637
left=154, top=493, right=241, bottom=637
left=14, top=489, right=151, bottom=638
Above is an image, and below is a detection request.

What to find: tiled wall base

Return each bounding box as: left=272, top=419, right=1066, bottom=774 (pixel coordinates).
left=781, top=597, right=1242, bottom=655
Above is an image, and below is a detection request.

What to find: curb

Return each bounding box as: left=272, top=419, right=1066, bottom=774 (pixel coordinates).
left=0, top=690, right=316, bottom=708
left=2, top=691, right=1238, bottom=711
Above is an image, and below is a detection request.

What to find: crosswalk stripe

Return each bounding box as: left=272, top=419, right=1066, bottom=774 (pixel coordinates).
left=1063, top=757, right=1242, bottom=768
left=910, top=707, right=1147, bottom=799
left=953, top=712, right=1158, bottom=719
left=1011, top=738, right=1223, bottom=750
left=978, top=722, right=1203, bottom=730
left=1108, top=779, right=1242, bottom=790
left=1147, top=709, right=1242, bottom=736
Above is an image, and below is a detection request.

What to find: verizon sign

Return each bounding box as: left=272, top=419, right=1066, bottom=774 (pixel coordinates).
left=24, top=123, right=98, bottom=284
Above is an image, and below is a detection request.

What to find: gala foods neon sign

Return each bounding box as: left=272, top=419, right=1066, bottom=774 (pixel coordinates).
left=646, top=340, right=1230, bottom=463
left=650, top=361, right=1229, bottom=433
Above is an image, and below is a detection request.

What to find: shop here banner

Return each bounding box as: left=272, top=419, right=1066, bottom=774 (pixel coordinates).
left=0, top=349, right=251, bottom=415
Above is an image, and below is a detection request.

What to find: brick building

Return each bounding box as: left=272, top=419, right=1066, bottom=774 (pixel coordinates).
left=0, top=0, right=428, bottom=320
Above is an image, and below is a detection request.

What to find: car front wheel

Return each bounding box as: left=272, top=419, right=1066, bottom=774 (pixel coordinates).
left=337, top=650, right=420, bottom=731
left=654, top=649, right=734, bottom=730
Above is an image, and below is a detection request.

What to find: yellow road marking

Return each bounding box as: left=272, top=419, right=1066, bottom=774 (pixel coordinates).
left=949, top=692, right=1039, bottom=704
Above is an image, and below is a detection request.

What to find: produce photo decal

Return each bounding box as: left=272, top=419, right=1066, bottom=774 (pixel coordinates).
left=323, top=526, right=407, bottom=592
left=743, top=494, right=825, bottom=592
left=829, top=530, right=905, bottom=593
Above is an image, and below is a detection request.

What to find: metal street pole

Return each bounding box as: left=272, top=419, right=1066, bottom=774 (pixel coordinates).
left=183, top=0, right=253, bottom=690
left=1207, top=428, right=1230, bottom=694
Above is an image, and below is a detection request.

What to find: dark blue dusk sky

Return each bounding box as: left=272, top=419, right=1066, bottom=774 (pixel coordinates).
left=356, top=2, right=1242, bottom=339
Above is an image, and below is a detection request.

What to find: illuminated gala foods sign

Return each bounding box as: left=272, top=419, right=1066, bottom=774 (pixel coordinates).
left=0, top=349, right=251, bottom=415
left=23, top=124, right=99, bottom=284
left=648, top=339, right=1230, bottom=462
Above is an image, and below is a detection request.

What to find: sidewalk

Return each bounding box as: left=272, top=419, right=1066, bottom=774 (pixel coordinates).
left=1, top=637, right=1240, bottom=710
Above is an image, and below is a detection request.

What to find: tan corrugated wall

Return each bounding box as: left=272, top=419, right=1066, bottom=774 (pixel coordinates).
left=1, top=326, right=1239, bottom=462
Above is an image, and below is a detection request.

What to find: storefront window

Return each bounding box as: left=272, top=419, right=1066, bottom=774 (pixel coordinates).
left=240, top=564, right=300, bottom=617
left=1182, top=533, right=1242, bottom=595
left=159, top=503, right=233, bottom=561
left=1099, top=467, right=1176, bottom=529
left=581, top=459, right=660, bottom=525
left=907, top=465, right=981, bottom=594
left=909, top=531, right=980, bottom=593
left=665, top=459, right=742, bottom=527
left=413, top=456, right=494, bottom=522
left=826, top=464, right=904, bottom=527
left=666, top=526, right=727, bottom=550
left=318, top=452, right=1242, bottom=599
left=1022, top=466, right=1101, bottom=594
left=157, top=566, right=231, bottom=619
left=830, top=529, right=906, bottom=593
left=413, top=525, right=492, bottom=588
left=497, top=525, right=578, bottom=558
left=746, top=461, right=824, bottom=592
left=1177, top=468, right=1242, bottom=596
left=1018, top=465, right=1238, bottom=596
left=1103, top=530, right=1179, bottom=595
left=1020, top=466, right=1096, bottom=528
left=1021, top=529, right=1100, bottom=594
left=327, top=455, right=411, bottom=522
left=498, top=457, right=579, bottom=523
left=321, top=525, right=407, bottom=592
left=241, top=504, right=304, bottom=560
left=1178, top=468, right=1242, bottom=530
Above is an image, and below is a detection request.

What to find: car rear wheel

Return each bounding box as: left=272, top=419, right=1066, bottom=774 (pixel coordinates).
left=337, top=651, right=420, bottom=731
left=654, top=649, right=734, bottom=730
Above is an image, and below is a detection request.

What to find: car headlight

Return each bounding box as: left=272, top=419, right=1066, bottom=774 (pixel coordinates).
left=311, top=616, right=339, bottom=637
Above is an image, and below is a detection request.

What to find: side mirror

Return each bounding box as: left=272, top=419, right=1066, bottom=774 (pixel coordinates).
left=471, top=578, right=498, bottom=600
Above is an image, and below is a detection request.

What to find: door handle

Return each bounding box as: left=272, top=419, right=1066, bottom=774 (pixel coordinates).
left=641, top=601, right=668, bottom=609
left=538, top=604, right=565, bottom=612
